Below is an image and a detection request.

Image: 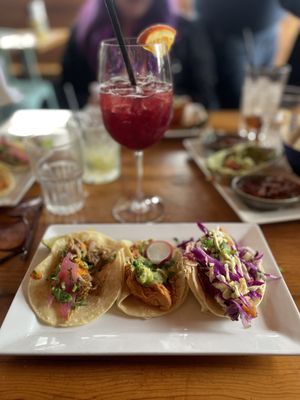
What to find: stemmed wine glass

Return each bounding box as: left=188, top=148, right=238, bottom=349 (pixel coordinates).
left=99, top=38, right=173, bottom=222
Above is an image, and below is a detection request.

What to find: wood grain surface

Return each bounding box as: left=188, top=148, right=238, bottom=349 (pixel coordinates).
left=0, top=111, right=299, bottom=400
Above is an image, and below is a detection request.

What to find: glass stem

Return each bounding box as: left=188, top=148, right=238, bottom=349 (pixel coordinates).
left=134, top=150, right=144, bottom=202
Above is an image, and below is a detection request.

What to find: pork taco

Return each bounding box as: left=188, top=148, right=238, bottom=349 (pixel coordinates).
left=0, top=138, right=29, bottom=171
left=180, top=223, right=273, bottom=328
left=0, top=162, right=15, bottom=197
left=28, top=231, right=124, bottom=327
left=117, top=239, right=188, bottom=318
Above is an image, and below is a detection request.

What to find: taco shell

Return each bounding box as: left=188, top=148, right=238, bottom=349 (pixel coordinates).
left=28, top=231, right=124, bottom=327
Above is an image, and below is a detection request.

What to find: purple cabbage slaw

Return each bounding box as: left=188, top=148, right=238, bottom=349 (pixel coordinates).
left=178, top=222, right=279, bottom=328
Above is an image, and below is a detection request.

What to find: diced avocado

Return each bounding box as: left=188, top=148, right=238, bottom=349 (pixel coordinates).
left=132, top=258, right=167, bottom=285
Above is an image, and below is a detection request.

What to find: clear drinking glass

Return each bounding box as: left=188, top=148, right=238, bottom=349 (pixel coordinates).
left=99, top=38, right=173, bottom=223
left=278, top=86, right=300, bottom=171
left=239, top=65, right=291, bottom=141
left=67, top=108, right=120, bottom=184
left=25, top=128, right=85, bottom=215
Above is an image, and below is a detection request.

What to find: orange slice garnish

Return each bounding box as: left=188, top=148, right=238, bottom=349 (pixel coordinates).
left=137, top=24, right=177, bottom=54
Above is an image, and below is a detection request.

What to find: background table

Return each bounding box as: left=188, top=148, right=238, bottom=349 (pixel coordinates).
left=0, top=111, right=299, bottom=399
left=0, top=28, right=69, bottom=78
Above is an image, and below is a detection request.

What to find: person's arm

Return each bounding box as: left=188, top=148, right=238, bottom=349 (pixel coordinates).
left=59, top=28, right=95, bottom=108
left=274, top=12, right=300, bottom=66
left=279, top=0, right=300, bottom=16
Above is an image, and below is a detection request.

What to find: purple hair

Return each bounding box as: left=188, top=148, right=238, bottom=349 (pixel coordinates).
left=76, top=0, right=178, bottom=74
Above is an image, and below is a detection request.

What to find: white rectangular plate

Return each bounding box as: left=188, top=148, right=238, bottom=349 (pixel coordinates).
left=0, top=223, right=299, bottom=356
left=183, top=138, right=300, bottom=224
left=0, top=169, right=34, bottom=206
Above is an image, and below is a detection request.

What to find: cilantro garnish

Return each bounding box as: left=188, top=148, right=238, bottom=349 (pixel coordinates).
left=51, top=287, right=73, bottom=303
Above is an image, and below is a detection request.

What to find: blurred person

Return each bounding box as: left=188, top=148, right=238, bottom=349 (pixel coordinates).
left=274, top=12, right=300, bottom=67
left=281, top=0, right=300, bottom=16
left=195, top=0, right=300, bottom=108
left=59, top=0, right=217, bottom=109
left=288, top=33, right=300, bottom=86
left=281, top=1, right=300, bottom=86
left=196, top=0, right=283, bottom=108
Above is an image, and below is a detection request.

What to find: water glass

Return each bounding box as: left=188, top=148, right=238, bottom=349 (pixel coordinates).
left=25, top=128, right=85, bottom=215
left=277, top=86, right=300, bottom=174
left=67, top=109, right=120, bottom=184
left=239, top=65, right=291, bottom=141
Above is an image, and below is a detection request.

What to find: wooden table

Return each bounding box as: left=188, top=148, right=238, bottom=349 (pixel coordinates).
left=1, top=111, right=299, bottom=399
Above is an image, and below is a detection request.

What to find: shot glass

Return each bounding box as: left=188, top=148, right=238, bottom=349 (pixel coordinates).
left=25, top=128, right=85, bottom=215
left=68, top=108, right=120, bottom=184
left=239, top=65, right=291, bottom=141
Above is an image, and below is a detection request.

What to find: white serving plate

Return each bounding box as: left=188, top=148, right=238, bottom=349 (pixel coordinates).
left=0, top=223, right=299, bottom=356
left=0, top=109, right=72, bottom=137
left=183, top=138, right=300, bottom=224
left=0, top=169, right=34, bottom=206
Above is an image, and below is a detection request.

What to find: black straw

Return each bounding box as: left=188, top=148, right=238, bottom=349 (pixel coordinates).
left=104, top=0, right=137, bottom=86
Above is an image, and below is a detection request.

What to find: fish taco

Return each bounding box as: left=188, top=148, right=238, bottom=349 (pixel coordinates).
left=117, top=239, right=188, bottom=318
left=180, top=223, right=272, bottom=328
left=28, top=231, right=124, bottom=327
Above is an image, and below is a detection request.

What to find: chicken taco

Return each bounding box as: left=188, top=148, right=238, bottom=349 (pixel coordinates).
left=117, top=239, right=188, bottom=318
left=180, top=223, right=272, bottom=328
left=28, top=231, right=124, bottom=327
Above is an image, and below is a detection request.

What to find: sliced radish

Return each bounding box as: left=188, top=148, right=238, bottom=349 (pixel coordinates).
left=146, top=241, right=173, bottom=265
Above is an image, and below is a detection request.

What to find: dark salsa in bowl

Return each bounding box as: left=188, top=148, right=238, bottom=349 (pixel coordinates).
left=232, top=174, right=300, bottom=210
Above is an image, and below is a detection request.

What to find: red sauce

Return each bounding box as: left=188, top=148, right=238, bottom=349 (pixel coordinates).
left=239, top=175, right=300, bottom=199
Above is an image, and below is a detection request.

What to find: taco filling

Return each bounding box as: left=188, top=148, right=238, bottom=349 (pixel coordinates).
left=118, top=240, right=188, bottom=318
left=0, top=138, right=29, bottom=170
left=28, top=232, right=123, bottom=327
left=180, top=223, right=277, bottom=328
left=46, top=237, right=116, bottom=319
left=0, top=162, right=15, bottom=197
left=126, top=241, right=177, bottom=311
